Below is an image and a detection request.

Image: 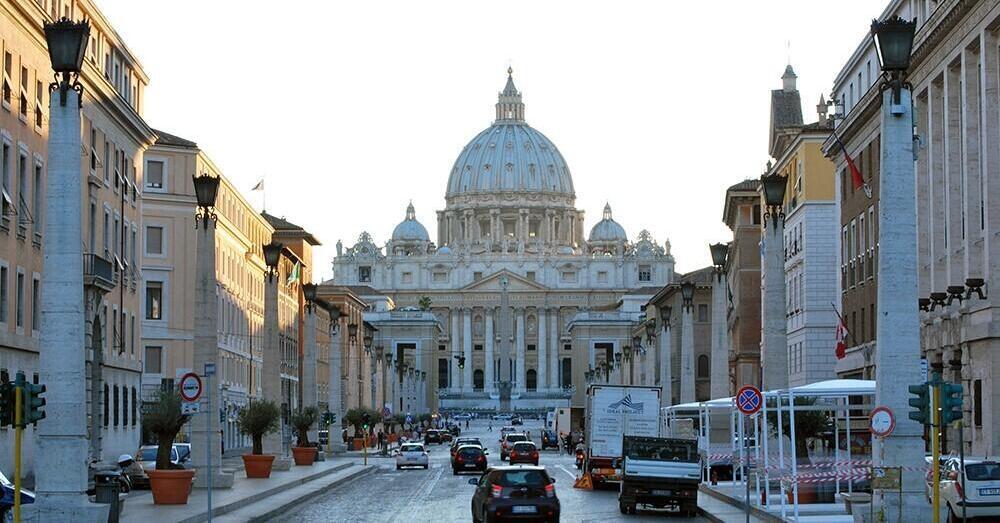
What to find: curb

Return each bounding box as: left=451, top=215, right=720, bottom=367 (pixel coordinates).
left=699, top=484, right=784, bottom=523
left=175, top=461, right=353, bottom=523
left=246, top=465, right=375, bottom=522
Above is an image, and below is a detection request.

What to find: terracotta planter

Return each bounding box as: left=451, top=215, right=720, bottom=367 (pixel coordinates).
left=292, top=446, right=317, bottom=466
left=147, top=469, right=195, bottom=505
left=353, top=438, right=365, bottom=450
left=242, top=454, right=276, bottom=479
left=388, top=433, right=398, bottom=443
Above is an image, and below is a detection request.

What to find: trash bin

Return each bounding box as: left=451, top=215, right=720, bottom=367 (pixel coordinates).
left=94, top=470, right=121, bottom=523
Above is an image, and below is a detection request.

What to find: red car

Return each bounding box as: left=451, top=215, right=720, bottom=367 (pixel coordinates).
left=508, top=441, right=539, bottom=466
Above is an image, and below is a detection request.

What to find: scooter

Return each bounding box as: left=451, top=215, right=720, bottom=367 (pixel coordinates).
left=0, top=470, right=35, bottom=523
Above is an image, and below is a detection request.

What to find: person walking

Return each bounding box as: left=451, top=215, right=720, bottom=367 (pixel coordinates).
left=488, top=422, right=493, bottom=432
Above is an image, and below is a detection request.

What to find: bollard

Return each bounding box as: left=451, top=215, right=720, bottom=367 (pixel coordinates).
left=94, top=470, right=121, bottom=523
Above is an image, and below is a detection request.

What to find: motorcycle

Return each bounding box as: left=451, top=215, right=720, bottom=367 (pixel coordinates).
left=0, top=470, right=35, bottom=523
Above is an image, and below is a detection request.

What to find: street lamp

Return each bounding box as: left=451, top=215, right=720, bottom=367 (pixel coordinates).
left=644, top=320, right=656, bottom=345
left=871, top=16, right=916, bottom=104
left=192, top=174, right=220, bottom=228
left=43, top=17, right=90, bottom=106
left=760, top=173, right=787, bottom=226
left=363, top=325, right=374, bottom=354
left=303, top=282, right=317, bottom=313
left=632, top=335, right=643, bottom=354
left=680, top=281, right=695, bottom=311
left=347, top=323, right=358, bottom=344
left=262, top=241, right=283, bottom=281
left=659, top=305, right=672, bottom=328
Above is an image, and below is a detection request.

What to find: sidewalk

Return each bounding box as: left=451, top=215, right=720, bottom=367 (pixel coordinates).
left=124, top=458, right=373, bottom=523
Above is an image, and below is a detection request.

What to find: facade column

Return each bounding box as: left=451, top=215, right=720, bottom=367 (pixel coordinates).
left=537, top=308, right=547, bottom=391
left=191, top=215, right=233, bottom=488
left=262, top=267, right=290, bottom=469
left=302, top=305, right=319, bottom=443
left=873, top=86, right=924, bottom=519
left=328, top=319, right=344, bottom=453
left=515, top=308, right=526, bottom=393
left=33, top=88, right=109, bottom=521
left=710, top=274, right=729, bottom=399
left=463, top=308, right=473, bottom=391
left=762, top=213, right=788, bottom=391
left=680, top=305, right=695, bottom=403
left=450, top=310, right=460, bottom=393
left=549, top=311, right=560, bottom=390
left=485, top=309, right=495, bottom=393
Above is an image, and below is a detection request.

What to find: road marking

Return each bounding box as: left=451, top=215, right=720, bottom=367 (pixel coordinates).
left=387, top=460, right=444, bottom=523
left=558, top=465, right=577, bottom=481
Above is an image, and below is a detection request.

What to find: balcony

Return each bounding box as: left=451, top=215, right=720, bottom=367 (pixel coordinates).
left=83, top=253, right=115, bottom=293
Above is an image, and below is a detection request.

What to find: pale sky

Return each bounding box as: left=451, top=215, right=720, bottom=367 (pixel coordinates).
left=100, top=0, right=885, bottom=280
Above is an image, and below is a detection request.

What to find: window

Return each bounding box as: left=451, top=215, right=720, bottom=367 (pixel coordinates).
left=358, top=266, right=371, bottom=283
left=131, top=388, right=137, bottom=426
left=145, top=160, right=164, bottom=189
left=32, top=163, right=41, bottom=235
left=143, top=346, right=163, bottom=374
left=973, top=379, right=982, bottom=427
left=697, top=304, right=708, bottom=322
left=34, top=80, right=42, bottom=128
left=526, top=369, right=537, bottom=391
left=2, top=52, right=11, bottom=107
left=474, top=344, right=483, bottom=352
left=597, top=271, right=608, bottom=283
left=15, top=272, right=24, bottom=328
left=437, top=358, right=449, bottom=389
left=1, top=141, right=12, bottom=220
left=145, top=282, right=162, bottom=319
left=527, top=344, right=535, bottom=352
left=113, top=385, right=119, bottom=427
left=638, top=265, right=651, bottom=282
left=697, top=354, right=709, bottom=378
left=0, top=266, right=6, bottom=323
left=473, top=271, right=483, bottom=281
left=752, top=204, right=761, bottom=225
left=433, top=271, right=446, bottom=283
left=17, top=153, right=28, bottom=229
left=31, top=278, right=39, bottom=331
left=564, top=343, right=571, bottom=352
left=104, top=141, right=111, bottom=183
left=401, top=271, right=413, bottom=284
left=560, top=358, right=572, bottom=388
left=526, top=271, right=536, bottom=281
left=473, top=369, right=484, bottom=390
left=145, top=226, right=163, bottom=255
left=18, top=66, right=28, bottom=119
left=560, top=271, right=576, bottom=283
left=103, top=210, right=110, bottom=252
left=122, top=385, right=128, bottom=426
left=103, top=383, right=109, bottom=427
left=438, top=344, right=446, bottom=351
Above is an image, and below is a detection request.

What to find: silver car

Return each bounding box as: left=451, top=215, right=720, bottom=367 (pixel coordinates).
left=396, top=443, right=429, bottom=470
left=131, top=443, right=192, bottom=488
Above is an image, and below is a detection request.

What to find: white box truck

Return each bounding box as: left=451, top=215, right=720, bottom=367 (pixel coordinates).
left=584, top=385, right=661, bottom=486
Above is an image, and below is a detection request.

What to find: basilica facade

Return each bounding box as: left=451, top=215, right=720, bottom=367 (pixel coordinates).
left=330, top=70, right=675, bottom=410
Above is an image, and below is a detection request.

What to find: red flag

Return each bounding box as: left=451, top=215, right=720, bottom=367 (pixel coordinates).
left=835, top=317, right=847, bottom=360
left=833, top=132, right=872, bottom=198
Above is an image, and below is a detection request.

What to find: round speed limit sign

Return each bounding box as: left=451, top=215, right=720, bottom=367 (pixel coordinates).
left=179, top=372, right=203, bottom=403
left=869, top=406, right=895, bottom=438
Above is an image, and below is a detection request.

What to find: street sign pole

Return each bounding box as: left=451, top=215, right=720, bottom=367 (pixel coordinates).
left=203, top=362, right=215, bottom=523
left=734, top=385, right=762, bottom=523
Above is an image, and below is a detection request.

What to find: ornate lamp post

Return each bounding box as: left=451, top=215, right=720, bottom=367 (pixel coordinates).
left=34, top=16, right=109, bottom=520
left=261, top=241, right=290, bottom=468
left=708, top=242, right=730, bottom=398
left=679, top=282, right=697, bottom=402
left=363, top=324, right=375, bottom=409
left=623, top=346, right=634, bottom=385
left=301, top=282, right=320, bottom=443
left=659, top=305, right=673, bottom=407
left=869, top=15, right=922, bottom=520
left=760, top=171, right=789, bottom=392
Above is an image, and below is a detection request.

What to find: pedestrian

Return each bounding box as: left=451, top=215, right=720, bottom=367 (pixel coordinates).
left=342, top=427, right=349, bottom=444
left=466, top=419, right=469, bottom=429
left=488, top=422, right=492, bottom=432
left=377, top=430, right=385, bottom=448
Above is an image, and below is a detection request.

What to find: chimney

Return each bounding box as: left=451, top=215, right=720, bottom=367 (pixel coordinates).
left=782, top=65, right=797, bottom=92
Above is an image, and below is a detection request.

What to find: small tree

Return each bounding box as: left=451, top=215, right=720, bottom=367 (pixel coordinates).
left=141, top=389, right=191, bottom=470
left=384, top=414, right=405, bottom=434
left=291, top=406, right=319, bottom=446
left=418, top=296, right=432, bottom=311
left=766, top=397, right=831, bottom=459
left=237, top=400, right=281, bottom=455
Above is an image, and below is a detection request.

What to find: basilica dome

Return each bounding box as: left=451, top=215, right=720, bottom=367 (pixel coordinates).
left=391, top=202, right=429, bottom=242
left=589, top=204, right=627, bottom=242
left=445, top=69, right=574, bottom=200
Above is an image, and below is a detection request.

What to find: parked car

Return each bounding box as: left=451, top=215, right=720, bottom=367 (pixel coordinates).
left=939, top=457, right=1000, bottom=521
left=130, top=443, right=192, bottom=488
left=425, top=429, right=444, bottom=445
left=925, top=455, right=952, bottom=502
left=492, top=413, right=513, bottom=421
left=396, top=443, right=429, bottom=470
left=511, top=416, right=523, bottom=426
left=500, top=433, right=529, bottom=461
left=0, top=469, right=34, bottom=522
left=452, top=445, right=488, bottom=475
left=468, top=466, right=559, bottom=522
left=509, top=441, right=540, bottom=466
left=454, top=413, right=472, bottom=422
left=452, top=437, right=484, bottom=457
left=540, top=429, right=559, bottom=450
left=499, top=426, right=518, bottom=441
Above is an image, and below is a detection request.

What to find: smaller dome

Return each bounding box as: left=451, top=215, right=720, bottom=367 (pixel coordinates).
left=589, top=203, right=627, bottom=242
left=392, top=202, right=429, bottom=242
left=436, top=246, right=453, bottom=255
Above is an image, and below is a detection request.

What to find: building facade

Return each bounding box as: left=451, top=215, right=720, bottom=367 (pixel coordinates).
left=721, top=179, right=762, bottom=390
left=331, top=70, right=676, bottom=411
left=0, top=0, right=155, bottom=478
left=826, top=0, right=1000, bottom=456
left=765, top=67, right=839, bottom=387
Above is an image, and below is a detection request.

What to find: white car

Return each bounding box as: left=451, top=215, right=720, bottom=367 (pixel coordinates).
left=940, top=457, right=1000, bottom=521
left=396, top=443, right=429, bottom=470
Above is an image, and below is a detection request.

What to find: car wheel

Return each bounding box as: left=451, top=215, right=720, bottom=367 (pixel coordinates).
left=947, top=507, right=960, bottom=523
left=396, top=465, right=401, bottom=470
left=452, top=468, right=458, bottom=475
left=619, top=501, right=627, bottom=514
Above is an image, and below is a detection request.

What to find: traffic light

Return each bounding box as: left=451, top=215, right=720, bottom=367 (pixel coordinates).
left=908, top=382, right=930, bottom=424
left=458, top=356, right=466, bottom=369
left=362, top=412, right=371, bottom=431
left=0, top=370, right=12, bottom=429
left=940, top=382, right=963, bottom=424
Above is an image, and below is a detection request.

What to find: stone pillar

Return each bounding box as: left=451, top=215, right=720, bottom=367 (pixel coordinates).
left=680, top=305, right=695, bottom=403
left=872, top=87, right=925, bottom=519
left=302, top=307, right=318, bottom=442
left=32, top=89, right=110, bottom=522
left=710, top=273, right=729, bottom=399
left=537, top=308, right=547, bottom=391
left=549, top=311, right=559, bottom=390
left=327, top=320, right=345, bottom=453
left=191, top=216, right=233, bottom=488
left=659, top=320, right=673, bottom=405
left=450, top=310, right=460, bottom=392
left=263, top=271, right=290, bottom=469
left=762, top=214, right=788, bottom=391
left=515, top=309, right=526, bottom=393
left=463, top=308, right=473, bottom=391
left=485, top=309, right=495, bottom=393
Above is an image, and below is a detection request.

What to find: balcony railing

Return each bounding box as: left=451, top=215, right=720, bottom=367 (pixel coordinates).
left=83, top=253, right=115, bottom=292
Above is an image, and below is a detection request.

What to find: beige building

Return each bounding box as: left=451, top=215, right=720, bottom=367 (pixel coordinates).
left=314, top=286, right=369, bottom=419
left=824, top=0, right=1000, bottom=456
left=0, top=0, right=155, bottom=478
left=721, top=180, right=762, bottom=390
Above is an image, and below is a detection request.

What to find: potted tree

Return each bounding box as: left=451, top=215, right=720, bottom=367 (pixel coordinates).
left=290, top=406, right=320, bottom=466
left=344, top=408, right=367, bottom=450
left=766, top=397, right=831, bottom=503
left=385, top=414, right=405, bottom=443
left=141, top=389, right=194, bottom=505
left=237, top=400, right=281, bottom=478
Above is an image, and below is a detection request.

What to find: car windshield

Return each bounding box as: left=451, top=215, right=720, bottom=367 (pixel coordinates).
left=175, top=446, right=190, bottom=461
left=459, top=447, right=482, bottom=457
left=401, top=444, right=424, bottom=452
left=457, top=439, right=480, bottom=447
left=506, top=434, right=527, bottom=443
left=139, top=448, right=158, bottom=461
left=496, top=470, right=549, bottom=487
left=966, top=463, right=1000, bottom=481
left=512, top=443, right=535, bottom=451
left=624, top=439, right=698, bottom=463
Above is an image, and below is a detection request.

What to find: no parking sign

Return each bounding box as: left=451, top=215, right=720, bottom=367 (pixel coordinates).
left=736, top=385, right=762, bottom=415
